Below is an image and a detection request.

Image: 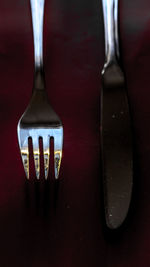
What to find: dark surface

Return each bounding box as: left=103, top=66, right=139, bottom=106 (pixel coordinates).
left=0, top=0, right=150, bottom=266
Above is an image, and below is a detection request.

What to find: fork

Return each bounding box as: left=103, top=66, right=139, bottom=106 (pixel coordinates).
left=17, top=0, right=63, bottom=179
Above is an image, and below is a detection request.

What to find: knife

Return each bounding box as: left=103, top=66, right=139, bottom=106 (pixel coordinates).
left=101, top=0, right=133, bottom=229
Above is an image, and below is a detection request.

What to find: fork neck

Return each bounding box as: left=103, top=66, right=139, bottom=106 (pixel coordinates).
left=34, top=66, right=45, bottom=90
left=30, top=0, right=45, bottom=90
left=102, top=0, right=120, bottom=67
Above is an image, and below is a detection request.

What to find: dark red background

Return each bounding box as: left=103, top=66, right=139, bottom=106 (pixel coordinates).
left=0, top=0, right=150, bottom=266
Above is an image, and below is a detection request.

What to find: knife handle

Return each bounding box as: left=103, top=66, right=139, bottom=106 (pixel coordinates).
left=102, top=0, right=119, bottom=67
left=114, top=0, right=120, bottom=60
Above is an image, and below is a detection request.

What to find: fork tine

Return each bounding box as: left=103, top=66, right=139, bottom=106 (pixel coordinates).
left=21, top=139, right=29, bottom=179
left=43, top=136, right=50, bottom=179
left=53, top=128, right=63, bottom=179
left=32, top=136, right=40, bottom=179
left=54, top=149, right=62, bottom=179
left=17, top=127, right=30, bottom=179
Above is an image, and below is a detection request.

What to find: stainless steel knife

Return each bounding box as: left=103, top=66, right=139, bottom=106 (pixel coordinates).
left=101, top=0, right=133, bottom=229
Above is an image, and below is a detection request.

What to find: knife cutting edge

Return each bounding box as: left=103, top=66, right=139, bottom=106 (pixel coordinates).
left=101, top=0, right=133, bottom=229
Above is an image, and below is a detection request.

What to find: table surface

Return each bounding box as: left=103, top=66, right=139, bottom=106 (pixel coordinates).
left=0, top=0, right=150, bottom=266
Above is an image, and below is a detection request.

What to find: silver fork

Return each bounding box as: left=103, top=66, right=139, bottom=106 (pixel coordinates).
left=17, top=0, right=63, bottom=179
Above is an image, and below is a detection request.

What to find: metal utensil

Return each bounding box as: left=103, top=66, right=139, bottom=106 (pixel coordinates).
left=17, top=0, right=63, bottom=179
left=101, top=0, right=133, bottom=229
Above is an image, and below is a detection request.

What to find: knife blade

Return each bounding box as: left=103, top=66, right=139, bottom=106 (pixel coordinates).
left=101, top=0, right=133, bottom=229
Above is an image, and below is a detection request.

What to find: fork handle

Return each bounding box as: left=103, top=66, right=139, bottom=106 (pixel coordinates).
left=102, top=0, right=119, bottom=66
left=30, top=0, right=45, bottom=90
left=30, top=0, right=45, bottom=68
